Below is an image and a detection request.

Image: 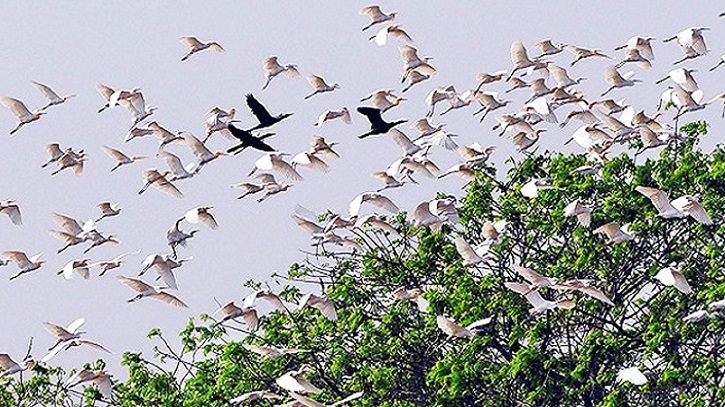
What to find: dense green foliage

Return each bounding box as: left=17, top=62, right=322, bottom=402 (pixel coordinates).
left=3, top=121, right=725, bottom=406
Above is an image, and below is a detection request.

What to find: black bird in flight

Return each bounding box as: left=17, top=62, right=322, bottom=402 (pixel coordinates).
left=357, top=107, right=407, bottom=139
left=245, top=93, right=292, bottom=131
left=226, top=123, right=276, bottom=154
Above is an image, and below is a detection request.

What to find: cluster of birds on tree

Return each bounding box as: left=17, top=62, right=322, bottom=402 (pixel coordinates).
left=0, top=4, right=724, bottom=404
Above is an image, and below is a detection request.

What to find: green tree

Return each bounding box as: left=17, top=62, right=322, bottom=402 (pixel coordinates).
left=3, top=121, right=725, bottom=407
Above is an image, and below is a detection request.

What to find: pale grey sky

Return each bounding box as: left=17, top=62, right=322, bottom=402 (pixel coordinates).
left=0, top=1, right=723, bottom=377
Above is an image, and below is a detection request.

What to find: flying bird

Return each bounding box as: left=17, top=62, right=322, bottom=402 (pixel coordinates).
left=31, top=81, right=76, bottom=111
left=261, top=56, right=299, bottom=90
left=182, top=206, right=219, bottom=229
left=226, top=123, right=276, bottom=154
left=2, top=251, right=44, bottom=280
left=250, top=152, right=303, bottom=181
left=179, top=36, right=224, bottom=61
left=635, top=186, right=712, bottom=224
left=212, top=301, right=258, bottom=330
left=315, top=107, right=351, bottom=127
left=102, top=145, right=146, bottom=172
left=0, top=354, right=34, bottom=377
left=245, top=93, right=292, bottom=131
left=0, top=201, right=22, bottom=225
left=360, top=5, right=397, bottom=31
left=305, top=75, right=340, bottom=99
left=298, top=292, right=337, bottom=321
left=653, top=267, right=693, bottom=294
left=138, top=169, right=183, bottom=198
left=567, top=45, right=611, bottom=66
left=117, top=276, right=188, bottom=307
left=370, top=24, right=413, bottom=46
left=357, top=107, right=407, bottom=139
left=593, top=222, right=636, bottom=244
left=95, top=202, right=121, bottom=222
left=601, top=67, right=641, bottom=97
left=436, top=315, right=492, bottom=338
left=1, top=96, right=44, bottom=135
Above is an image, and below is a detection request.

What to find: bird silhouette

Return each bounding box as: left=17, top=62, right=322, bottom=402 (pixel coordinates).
left=357, top=107, right=407, bottom=139
left=245, top=93, right=292, bottom=131
left=226, top=123, right=276, bottom=154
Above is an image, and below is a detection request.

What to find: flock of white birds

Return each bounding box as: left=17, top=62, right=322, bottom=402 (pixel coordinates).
left=0, top=3, right=724, bottom=404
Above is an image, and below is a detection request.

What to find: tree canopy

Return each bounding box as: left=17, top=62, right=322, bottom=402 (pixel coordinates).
left=3, top=121, right=725, bottom=407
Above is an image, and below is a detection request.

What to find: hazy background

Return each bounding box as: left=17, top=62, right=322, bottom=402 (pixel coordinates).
left=0, top=1, right=723, bottom=378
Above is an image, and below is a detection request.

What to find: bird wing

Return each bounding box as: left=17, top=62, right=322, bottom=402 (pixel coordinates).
left=399, top=45, right=419, bottom=63
left=276, top=372, right=310, bottom=393
left=228, top=123, right=257, bottom=143
left=368, top=194, right=399, bottom=213
left=454, top=237, right=483, bottom=265
left=31, top=81, right=62, bottom=102
left=689, top=31, right=708, bottom=55
left=672, top=196, right=712, bottom=225
left=263, top=56, right=281, bottom=72
left=241, top=308, right=259, bottom=330
left=360, top=5, right=385, bottom=19
left=158, top=151, right=190, bottom=177
left=510, top=41, right=531, bottom=66
left=348, top=194, right=366, bottom=217
left=180, top=36, right=203, bottom=48
left=102, top=145, right=131, bottom=162
left=635, top=186, right=677, bottom=215
left=0, top=97, right=33, bottom=120
left=258, top=291, right=286, bottom=310
left=182, top=132, right=212, bottom=158
left=78, top=338, right=111, bottom=353
left=288, top=392, right=325, bottom=407
left=124, top=92, right=147, bottom=115
left=604, top=66, right=625, bottom=85
left=356, top=107, right=385, bottom=128
left=291, top=152, right=329, bottom=172
left=512, top=265, right=545, bottom=285
left=95, top=84, right=115, bottom=101
left=307, top=75, right=327, bottom=91
left=41, top=342, right=69, bottom=363
left=156, top=266, right=178, bottom=290
left=245, top=94, right=274, bottom=124
left=150, top=292, right=188, bottom=307
left=312, top=298, right=337, bottom=321
left=504, top=281, right=532, bottom=295
left=390, top=128, right=421, bottom=155
left=0, top=354, right=19, bottom=371
left=45, top=143, right=63, bottom=158
left=53, top=212, right=84, bottom=235
left=617, top=367, right=647, bottom=385
left=436, top=315, right=465, bottom=337
left=593, top=222, right=620, bottom=238
left=0, top=204, right=22, bottom=225
left=268, top=156, right=303, bottom=181
left=374, top=26, right=389, bottom=46
left=43, top=322, right=72, bottom=338
left=389, top=26, right=413, bottom=43
left=153, top=175, right=184, bottom=198
left=671, top=270, right=693, bottom=294
left=218, top=301, right=244, bottom=319
left=199, top=212, right=219, bottom=229
left=578, top=285, right=615, bottom=305
left=117, top=275, right=151, bottom=293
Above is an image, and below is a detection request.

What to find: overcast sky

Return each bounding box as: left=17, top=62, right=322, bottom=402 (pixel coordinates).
left=0, top=1, right=723, bottom=378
